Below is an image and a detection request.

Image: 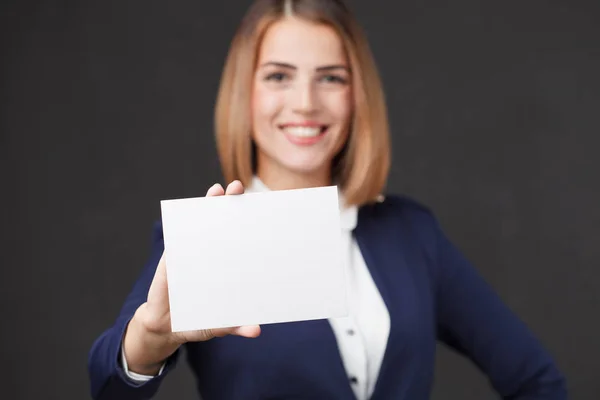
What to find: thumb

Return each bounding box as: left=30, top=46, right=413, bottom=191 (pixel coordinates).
left=146, top=252, right=170, bottom=314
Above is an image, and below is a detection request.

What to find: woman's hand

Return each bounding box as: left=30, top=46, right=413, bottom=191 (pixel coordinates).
left=122, top=181, right=261, bottom=375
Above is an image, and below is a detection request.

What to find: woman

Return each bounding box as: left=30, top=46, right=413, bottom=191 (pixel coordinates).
left=88, top=0, right=567, bottom=399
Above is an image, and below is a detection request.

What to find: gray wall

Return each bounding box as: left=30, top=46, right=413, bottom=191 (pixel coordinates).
left=1, top=0, right=598, bottom=398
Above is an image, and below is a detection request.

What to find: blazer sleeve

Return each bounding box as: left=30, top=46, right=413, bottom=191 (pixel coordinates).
left=87, top=221, right=181, bottom=400
left=433, top=220, right=568, bottom=399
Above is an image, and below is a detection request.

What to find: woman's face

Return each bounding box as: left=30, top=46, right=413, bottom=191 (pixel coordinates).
left=251, top=17, right=353, bottom=181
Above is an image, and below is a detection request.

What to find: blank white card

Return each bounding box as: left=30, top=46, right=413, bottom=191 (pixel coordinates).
left=160, top=186, right=348, bottom=332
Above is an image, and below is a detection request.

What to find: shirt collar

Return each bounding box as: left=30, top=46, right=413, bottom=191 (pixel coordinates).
left=246, top=176, right=358, bottom=232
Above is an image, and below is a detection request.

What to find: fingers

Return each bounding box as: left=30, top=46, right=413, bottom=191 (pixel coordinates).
left=233, top=325, right=261, bottom=338
left=220, top=325, right=261, bottom=338
left=206, top=183, right=225, bottom=197
left=189, top=325, right=261, bottom=342
left=206, top=180, right=245, bottom=197
left=225, top=180, right=244, bottom=195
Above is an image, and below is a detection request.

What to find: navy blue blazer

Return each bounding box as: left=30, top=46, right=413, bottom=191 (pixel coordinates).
left=88, top=195, right=567, bottom=399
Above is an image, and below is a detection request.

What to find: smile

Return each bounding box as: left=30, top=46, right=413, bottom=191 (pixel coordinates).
left=279, top=124, right=329, bottom=145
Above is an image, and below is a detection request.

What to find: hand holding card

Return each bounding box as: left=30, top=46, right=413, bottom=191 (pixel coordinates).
left=120, top=180, right=348, bottom=377
left=121, top=181, right=261, bottom=377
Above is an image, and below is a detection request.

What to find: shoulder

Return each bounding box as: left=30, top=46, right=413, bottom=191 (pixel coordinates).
left=357, top=193, right=445, bottom=258
left=358, top=193, right=440, bottom=233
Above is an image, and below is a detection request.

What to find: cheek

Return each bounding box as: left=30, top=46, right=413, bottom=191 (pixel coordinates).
left=252, top=85, right=283, bottom=131
left=325, top=89, right=351, bottom=121
left=324, top=90, right=353, bottom=139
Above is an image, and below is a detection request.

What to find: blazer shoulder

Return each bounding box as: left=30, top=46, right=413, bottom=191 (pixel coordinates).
left=383, top=193, right=434, bottom=214
left=358, top=193, right=446, bottom=257
left=364, top=193, right=439, bottom=227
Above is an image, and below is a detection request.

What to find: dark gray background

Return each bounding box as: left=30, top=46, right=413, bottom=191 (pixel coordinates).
left=1, top=0, right=598, bottom=399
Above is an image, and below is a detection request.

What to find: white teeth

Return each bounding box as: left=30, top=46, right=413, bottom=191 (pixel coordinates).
left=283, top=126, right=322, bottom=137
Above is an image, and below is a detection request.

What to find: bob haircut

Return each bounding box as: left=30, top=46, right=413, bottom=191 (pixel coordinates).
left=214, top=0, right=390, bottom=206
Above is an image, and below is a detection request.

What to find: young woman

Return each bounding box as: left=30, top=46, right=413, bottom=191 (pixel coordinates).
left=88, top=0, right=567, bottom=399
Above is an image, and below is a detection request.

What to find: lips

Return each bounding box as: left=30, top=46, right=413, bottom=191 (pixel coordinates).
left=281, top=125, right=326, bottom=137
left=279, top=124, right=328, bottom=145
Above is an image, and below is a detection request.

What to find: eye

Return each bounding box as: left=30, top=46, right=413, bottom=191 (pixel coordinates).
left=319, top=74, right=348, bottom=84
left=264, top=72, right=289, bottom=82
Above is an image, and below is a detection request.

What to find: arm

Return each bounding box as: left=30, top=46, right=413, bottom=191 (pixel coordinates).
left=87, top=221, right=181, bottom=400
left=87, top=182, right=261, bottom=399
left=434, top=221, right=567, bottom=399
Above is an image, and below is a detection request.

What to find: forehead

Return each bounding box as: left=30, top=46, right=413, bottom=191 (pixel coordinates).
left=257, top=17, right=347, bottom=66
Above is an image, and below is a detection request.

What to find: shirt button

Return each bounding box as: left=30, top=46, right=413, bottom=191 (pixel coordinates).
left=349, top=376, right=358, bottom=384
left=347, top=329, right=355, bottom=336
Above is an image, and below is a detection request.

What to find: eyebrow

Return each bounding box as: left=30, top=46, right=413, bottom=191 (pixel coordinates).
left=259, top=61, right=350, bottom=72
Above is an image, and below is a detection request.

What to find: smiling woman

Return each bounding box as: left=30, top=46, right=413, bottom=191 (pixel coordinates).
left=215, top=0, right=390, bottom=204
left=252, top=18, right=353, bottom=186
left=87, top=1, right=567, bottom=399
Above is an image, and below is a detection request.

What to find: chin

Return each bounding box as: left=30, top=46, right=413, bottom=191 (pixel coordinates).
left=278, top=156, right=332, bottom=175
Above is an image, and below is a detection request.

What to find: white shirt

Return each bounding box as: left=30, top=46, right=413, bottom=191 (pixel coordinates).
left=122, top=177, right=391, bottom=399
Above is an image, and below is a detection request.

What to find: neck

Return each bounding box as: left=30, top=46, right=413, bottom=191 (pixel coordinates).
left=256, top=163, right=332, bottom=191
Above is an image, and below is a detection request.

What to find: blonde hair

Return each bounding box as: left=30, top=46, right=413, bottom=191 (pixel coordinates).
left=214, top=0, right=391, bottom=206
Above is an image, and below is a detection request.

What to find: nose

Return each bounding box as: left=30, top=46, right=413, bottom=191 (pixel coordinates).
left=291, top=79, right=318, bottom=115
